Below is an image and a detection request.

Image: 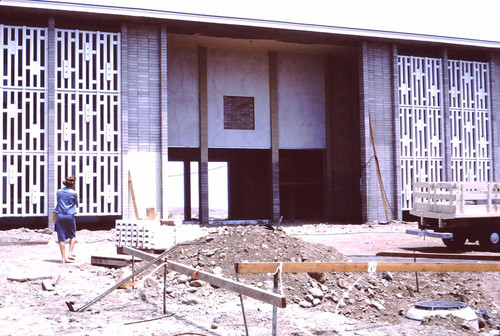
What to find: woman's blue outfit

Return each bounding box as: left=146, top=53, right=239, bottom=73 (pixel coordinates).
left=54, top=187, right=79, bottom=242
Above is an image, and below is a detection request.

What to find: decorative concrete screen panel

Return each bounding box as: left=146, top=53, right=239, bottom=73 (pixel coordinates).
left=398, top=55, right=491, bottom=210
left=448, top=60, right=491, bottom=182
left=55, top=29, right=121, bottom=216
left=398, top=56, right=444, bottom=210
left=0, top=25, right=48, bottom=216
left=223, top=95, right=255, bottom=130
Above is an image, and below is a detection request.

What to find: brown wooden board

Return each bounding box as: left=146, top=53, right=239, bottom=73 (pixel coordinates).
left=91, top=255, right=138, bottom=268
left=7, top=274, right=53, bottom=282
left=376, top=251, right=500, bottom=261
left=0, top=241, right=49, bottom=246
left=236, top=262, right=500, bottom=274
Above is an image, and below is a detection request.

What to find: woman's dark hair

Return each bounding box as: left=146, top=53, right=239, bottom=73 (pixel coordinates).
left=63, top=176, right=76, bottom=187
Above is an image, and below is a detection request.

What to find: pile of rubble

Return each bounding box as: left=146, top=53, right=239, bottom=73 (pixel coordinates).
left=126, top=225, right=498, bottom=331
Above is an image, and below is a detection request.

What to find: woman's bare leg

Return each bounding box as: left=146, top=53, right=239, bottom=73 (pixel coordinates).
left=59, top=241, right=66, bottom=263
left=69, top=238, right=76, bottom=258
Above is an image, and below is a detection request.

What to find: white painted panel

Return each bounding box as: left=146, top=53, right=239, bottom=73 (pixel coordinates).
left=207, top=47, right=270, bottom=148
left=127, top=152, right=161, bottom=219
left=278, top=53, right=325, bottom=149
left=167, top=45, right=199, bottom=147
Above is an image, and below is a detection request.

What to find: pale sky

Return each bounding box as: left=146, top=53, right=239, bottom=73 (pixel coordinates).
left=38, top=0, right=500, bottom=43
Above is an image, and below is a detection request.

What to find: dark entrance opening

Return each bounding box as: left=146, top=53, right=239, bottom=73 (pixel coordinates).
left=210, top=149, right=271, bottom=220
left=279, top=149, right=325, bottom=220
left=168, top=148, right=272, bottom=221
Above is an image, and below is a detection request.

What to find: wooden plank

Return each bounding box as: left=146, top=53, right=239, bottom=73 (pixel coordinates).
left=128, top=171, right=139, bottom=219
left=376, top=251, right=500, bottom=261
left=123, top=247, right=286, bottom=308
left=7, top=274, right=53, bottom=282
left=0, top=241, right=49, bottom=246
left=236, top=262, right=500, bottom=274
left=91, top=255, right=138, bottom=268
left=73, top=245, right=174, bottom=312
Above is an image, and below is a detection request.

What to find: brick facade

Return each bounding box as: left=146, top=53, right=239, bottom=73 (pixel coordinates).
left=359, top=42, right=398, bottom=222
left=490, top=52, right=500, bottom=180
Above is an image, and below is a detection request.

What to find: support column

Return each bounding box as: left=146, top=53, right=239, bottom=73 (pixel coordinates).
left=269, top=51, right=280, bottom=222
left=120, top=23, right=130, bottom=219
left=160, top=24, right=169, bottom=219
left=198, top=46, right=209, bottom=225
left=184, top=161, right=192, bottom=221
left=47, top=17, right=56, bottom=230
left=490, top=52, right=500, bottom=180
left=391, top=44, right=402, bottom=219
left=324, top=56, right=333, bottom=219
left=442, top=48, right=451, bottom=181
left=359, top=41, right=397, bottom=222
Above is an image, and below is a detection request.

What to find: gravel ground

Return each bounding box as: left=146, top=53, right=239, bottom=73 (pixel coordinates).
left=0, top=222, right=498, bottom=335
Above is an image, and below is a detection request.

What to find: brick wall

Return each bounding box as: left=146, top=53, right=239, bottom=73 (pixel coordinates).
left=359, top=42, right=398, bottom=222
left=223, top=95, right=255, bottom=130
left=491, top=52, right=500, bottom=180
left=121, top=24, right=162, bottom=218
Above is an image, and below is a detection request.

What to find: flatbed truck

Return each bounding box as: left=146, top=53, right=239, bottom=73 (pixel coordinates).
left=407, top=182, right=500, bottom=251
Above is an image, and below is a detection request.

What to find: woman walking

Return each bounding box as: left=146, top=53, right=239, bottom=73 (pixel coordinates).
left=53, top=176, right=79, bottom=263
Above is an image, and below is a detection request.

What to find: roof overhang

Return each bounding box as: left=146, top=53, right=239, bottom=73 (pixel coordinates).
left=1, top=0, right=500, bottom=49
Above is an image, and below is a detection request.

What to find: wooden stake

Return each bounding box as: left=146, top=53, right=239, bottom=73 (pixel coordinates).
left=128, top=171, right=139, bottom=219
left=369, top=113, right=390, bottom=221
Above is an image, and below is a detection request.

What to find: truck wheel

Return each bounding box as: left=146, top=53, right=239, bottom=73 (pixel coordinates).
left=479, top=229, right=500, bottom=252
left=442, top=233, right=466, bottom=250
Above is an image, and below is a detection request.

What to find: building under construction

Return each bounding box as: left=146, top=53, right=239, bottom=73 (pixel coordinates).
left=1, top=1, right=499, bottom=226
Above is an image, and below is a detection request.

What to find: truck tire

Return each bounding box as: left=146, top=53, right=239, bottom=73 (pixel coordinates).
left=479, top=228, right=500, bottom=252
left=442, top=233, right=466, bottom=250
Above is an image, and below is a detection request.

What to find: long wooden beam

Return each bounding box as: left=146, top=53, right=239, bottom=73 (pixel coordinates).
left=236, top=262, right=500, bottom=274
left=123, top=247, right=286, bottom=308
left=376, top=251, right=500, bottom=261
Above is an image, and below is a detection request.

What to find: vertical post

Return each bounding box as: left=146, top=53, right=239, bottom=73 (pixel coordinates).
left=198, top=46, right=209, bottom=225
left=414, top=256, right=419, bottom=292
left=489, top=51, right=500, bottom=181
left=391, top=44, right=402, bottom=218
left=324, top=56, right=334, bottom=220
left=131, top=256, right=135, bottom=285
left=442, top=48, right=451, bottom=182
left=163, top=263, right=167, bottom=314
left=234, top=264, right=249, bottom=336
left=269, top=51, right=280, bottom=222
left=272, top=272, right=279, bottom=336
left=160, top=24, right=169, bottom=220
left=121, top=23, right=130, bottom=219
left=184, top=161, right=192, bottom=221
left=47, top=17, right=56, bottom=230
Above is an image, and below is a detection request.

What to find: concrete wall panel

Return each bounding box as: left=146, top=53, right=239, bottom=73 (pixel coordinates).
left=278, top=53, right=325, bottom=149
left=207, top=48, right=270, bottom=148
left=167, top=45, right=200, bottom=147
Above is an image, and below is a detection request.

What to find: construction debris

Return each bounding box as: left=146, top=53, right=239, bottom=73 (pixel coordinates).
left=0, top=224, right=498, bottom=336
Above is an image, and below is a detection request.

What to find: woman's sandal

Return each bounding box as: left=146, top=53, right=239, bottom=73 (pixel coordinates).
left=68, top=254, right=76, bottom=260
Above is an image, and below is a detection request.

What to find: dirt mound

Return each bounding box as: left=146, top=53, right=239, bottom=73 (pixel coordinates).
left=168, top=225, right=346, bottom=299
left=162, top=225, right=499, bottom=328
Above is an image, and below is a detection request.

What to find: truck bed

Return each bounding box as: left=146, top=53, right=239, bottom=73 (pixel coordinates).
left=410, top=182, right=500, bottom=220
